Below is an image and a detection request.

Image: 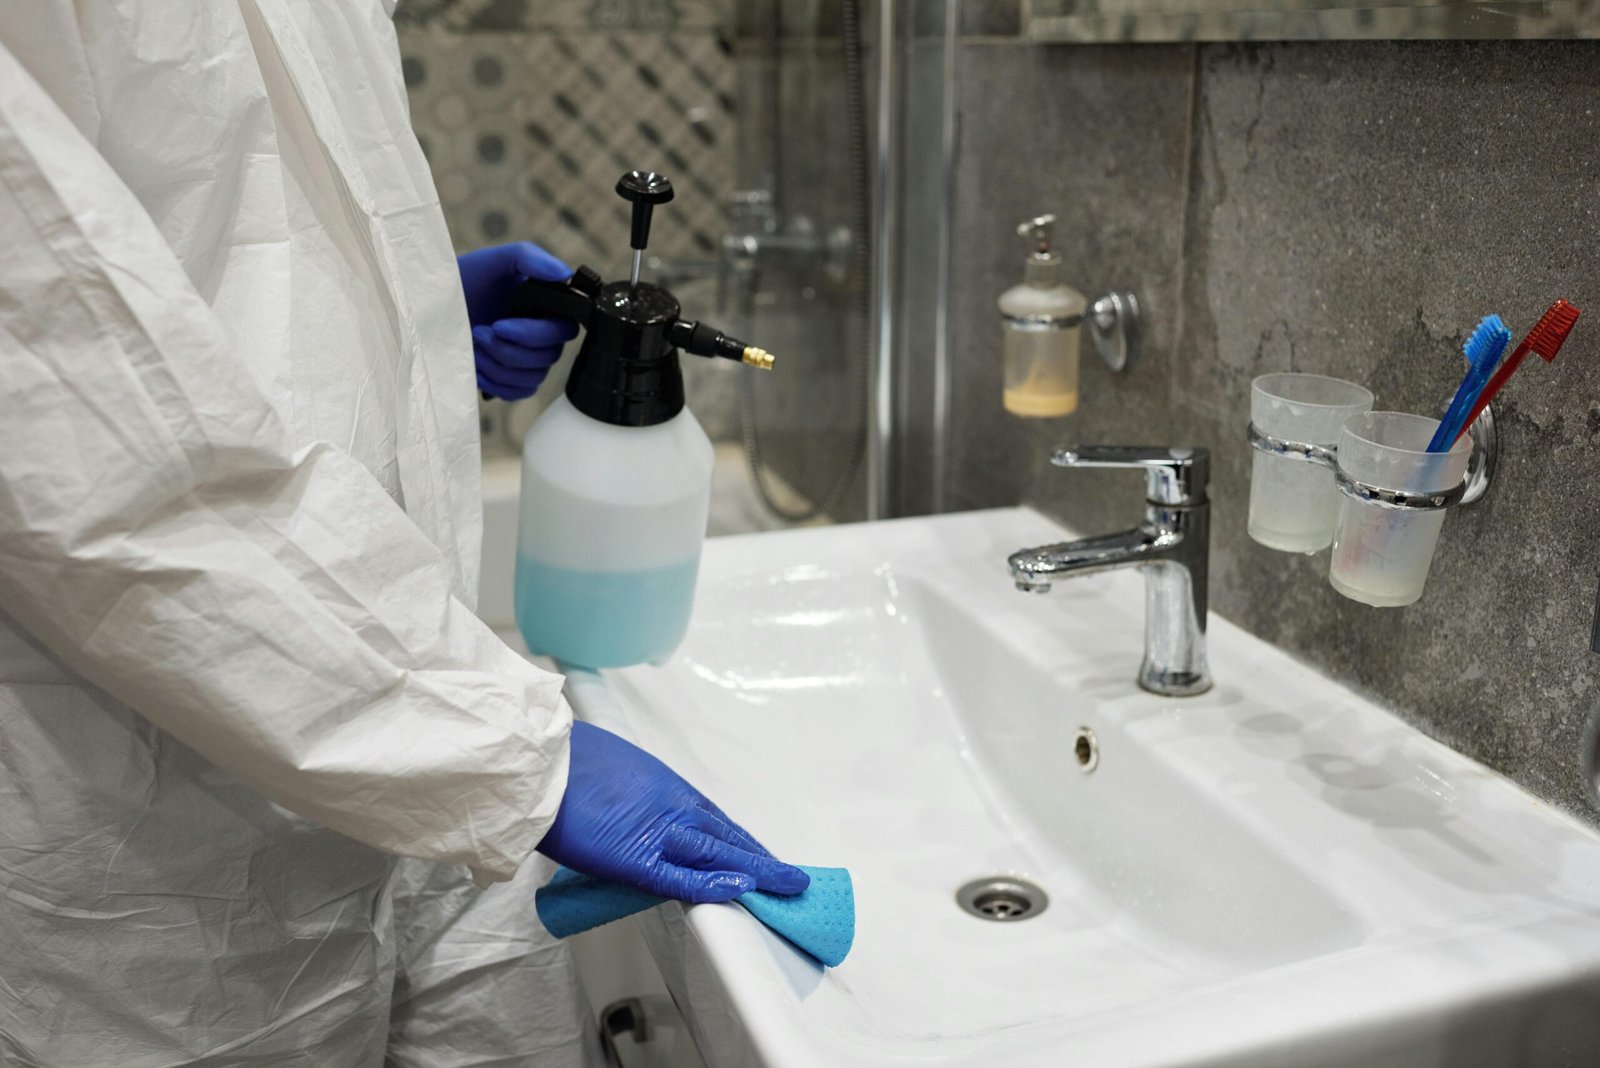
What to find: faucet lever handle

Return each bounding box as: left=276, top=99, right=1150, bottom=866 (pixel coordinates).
left=1050, top=445, right=1209, bottom=506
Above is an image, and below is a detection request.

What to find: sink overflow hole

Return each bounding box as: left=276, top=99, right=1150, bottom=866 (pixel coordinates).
left=1074, top=727, right=1099, bottom=773
left=956, top=877, right=1049, bottom=922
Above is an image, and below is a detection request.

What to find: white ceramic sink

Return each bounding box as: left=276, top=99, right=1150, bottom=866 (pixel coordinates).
left=559, top=508, right=1600, bottom=1067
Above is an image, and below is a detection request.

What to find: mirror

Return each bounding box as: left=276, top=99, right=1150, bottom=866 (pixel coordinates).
left=1025, top=0, right=1600, bottom=42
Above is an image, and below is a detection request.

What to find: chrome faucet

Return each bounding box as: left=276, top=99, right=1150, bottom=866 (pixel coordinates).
left=1007, top=445, right=1212, bottom=697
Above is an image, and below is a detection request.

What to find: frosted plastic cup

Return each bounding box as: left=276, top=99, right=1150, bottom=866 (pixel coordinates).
left=1328, top=412, right=1470, bottom=608
left=1249, top=374, right=1374, bottom=553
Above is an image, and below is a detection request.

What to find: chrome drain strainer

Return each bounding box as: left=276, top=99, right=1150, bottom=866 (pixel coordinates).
left=956, top=877, right=1048, bottom=922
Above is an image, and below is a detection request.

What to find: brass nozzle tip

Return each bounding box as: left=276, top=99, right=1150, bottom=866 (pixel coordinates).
left=743, top=346, right=775, bottom=370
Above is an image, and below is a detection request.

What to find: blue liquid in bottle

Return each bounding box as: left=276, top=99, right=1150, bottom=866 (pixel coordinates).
left=515, top=553, right=701, bottom=669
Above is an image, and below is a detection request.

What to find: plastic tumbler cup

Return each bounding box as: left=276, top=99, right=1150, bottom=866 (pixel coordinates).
left=1248, top=374, right=1374, bottom=553
left=1328, top=412, right=1471, bottom=608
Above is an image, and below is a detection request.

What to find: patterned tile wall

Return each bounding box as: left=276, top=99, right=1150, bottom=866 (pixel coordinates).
left=397, top=0, right=868, bottom=514
left=396, top=0, right=737, bottom=274
left=395, top=0, right=751, bottom=446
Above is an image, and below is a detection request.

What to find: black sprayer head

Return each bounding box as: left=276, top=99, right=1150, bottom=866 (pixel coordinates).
left=503, top=170, right=773, bottom=428
left=564, top=281, right=685, bottom=427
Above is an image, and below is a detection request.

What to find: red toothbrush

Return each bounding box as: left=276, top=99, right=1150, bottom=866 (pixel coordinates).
left=1451, top=298, right=1581, bottom=445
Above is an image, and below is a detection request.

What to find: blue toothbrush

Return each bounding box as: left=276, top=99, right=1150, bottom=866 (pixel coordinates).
left=1428, top=315, right=1511, bottom=452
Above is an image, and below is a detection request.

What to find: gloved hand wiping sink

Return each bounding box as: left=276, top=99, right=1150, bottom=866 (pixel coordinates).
left=536, top=864, right=855, bottom=968
left=537, top=722, right=809, bottom=902
left=535, top=722, right=855, bottom=968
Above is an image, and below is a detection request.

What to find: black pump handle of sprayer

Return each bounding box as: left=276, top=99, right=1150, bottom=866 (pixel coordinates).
left=477, top=265, right=602, bottom=400
left=616, top=171, right=675, bottom=251
left=506, top=264, right=604, bottom=326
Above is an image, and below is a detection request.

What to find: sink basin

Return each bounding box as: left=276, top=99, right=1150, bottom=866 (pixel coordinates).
left=561, top=507, right=1600, bottom=1067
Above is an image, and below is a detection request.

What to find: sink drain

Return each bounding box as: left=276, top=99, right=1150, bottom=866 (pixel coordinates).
left=956, top=877, right=1048, bottom=922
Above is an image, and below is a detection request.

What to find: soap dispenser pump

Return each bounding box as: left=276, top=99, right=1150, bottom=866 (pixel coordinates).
left=507, top=170, right=774, bottom=669
left=998, top=214, right=1087, bottom=418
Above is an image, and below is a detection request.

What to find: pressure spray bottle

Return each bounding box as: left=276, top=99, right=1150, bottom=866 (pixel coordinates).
left=509, top=171, right=775, bottom=669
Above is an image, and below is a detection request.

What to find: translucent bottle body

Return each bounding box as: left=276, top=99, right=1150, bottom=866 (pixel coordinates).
left=515, top=395, right=714, bottom=669
left=998, top=277, right=1086, bottom=419
left=1002, top=321, right=1082, bottom=417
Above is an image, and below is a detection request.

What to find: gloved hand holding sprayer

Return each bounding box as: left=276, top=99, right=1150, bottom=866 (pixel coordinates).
left=457, top=234, right=805, bottom=904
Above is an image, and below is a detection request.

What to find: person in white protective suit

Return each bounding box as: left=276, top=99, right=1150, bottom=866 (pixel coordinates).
left=0, top=4, right=809, bottom=1066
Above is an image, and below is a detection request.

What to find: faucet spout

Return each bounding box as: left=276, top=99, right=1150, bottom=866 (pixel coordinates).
left=1007, top=446, right=1212, bottom=697
left=1008, top=526, right=1180, bottom=587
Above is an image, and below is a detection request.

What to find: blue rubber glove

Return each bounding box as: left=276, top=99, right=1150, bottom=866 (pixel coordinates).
left=457, top=241, right=581, bottom=400
left=538, top=722, right=810, bottom=904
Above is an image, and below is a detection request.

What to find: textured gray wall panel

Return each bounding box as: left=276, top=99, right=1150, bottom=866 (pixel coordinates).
left=946, top=38, right=1600, bottom=822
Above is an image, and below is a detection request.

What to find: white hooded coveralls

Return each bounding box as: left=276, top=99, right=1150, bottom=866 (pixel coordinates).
left=0, top=2, right=596, bottom=1064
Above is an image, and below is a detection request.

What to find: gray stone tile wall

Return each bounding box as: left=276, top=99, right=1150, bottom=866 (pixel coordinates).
left=945, top=36, right=1600, bottom=823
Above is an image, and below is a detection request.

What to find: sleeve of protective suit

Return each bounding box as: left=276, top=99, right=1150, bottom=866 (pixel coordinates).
left=0, top=42, right=568, bottom=883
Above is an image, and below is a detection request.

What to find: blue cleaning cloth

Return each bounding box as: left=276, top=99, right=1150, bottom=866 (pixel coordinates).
left=536, top=864, right=854, bottom=967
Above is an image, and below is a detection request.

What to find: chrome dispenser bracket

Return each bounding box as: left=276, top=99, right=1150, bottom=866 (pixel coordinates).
left=1088, top=291, right=1140, bottom=373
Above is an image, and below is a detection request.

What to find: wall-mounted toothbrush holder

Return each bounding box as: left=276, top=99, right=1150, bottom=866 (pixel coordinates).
left=1246, top=373, right=1497, bottom=608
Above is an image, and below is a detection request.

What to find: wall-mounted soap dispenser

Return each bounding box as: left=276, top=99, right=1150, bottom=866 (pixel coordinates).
left=507, top=171, right=775, bottom=669
left=999, top=215, right=1086, bottom=418
left=998, top=214, right=1141, bottom=417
